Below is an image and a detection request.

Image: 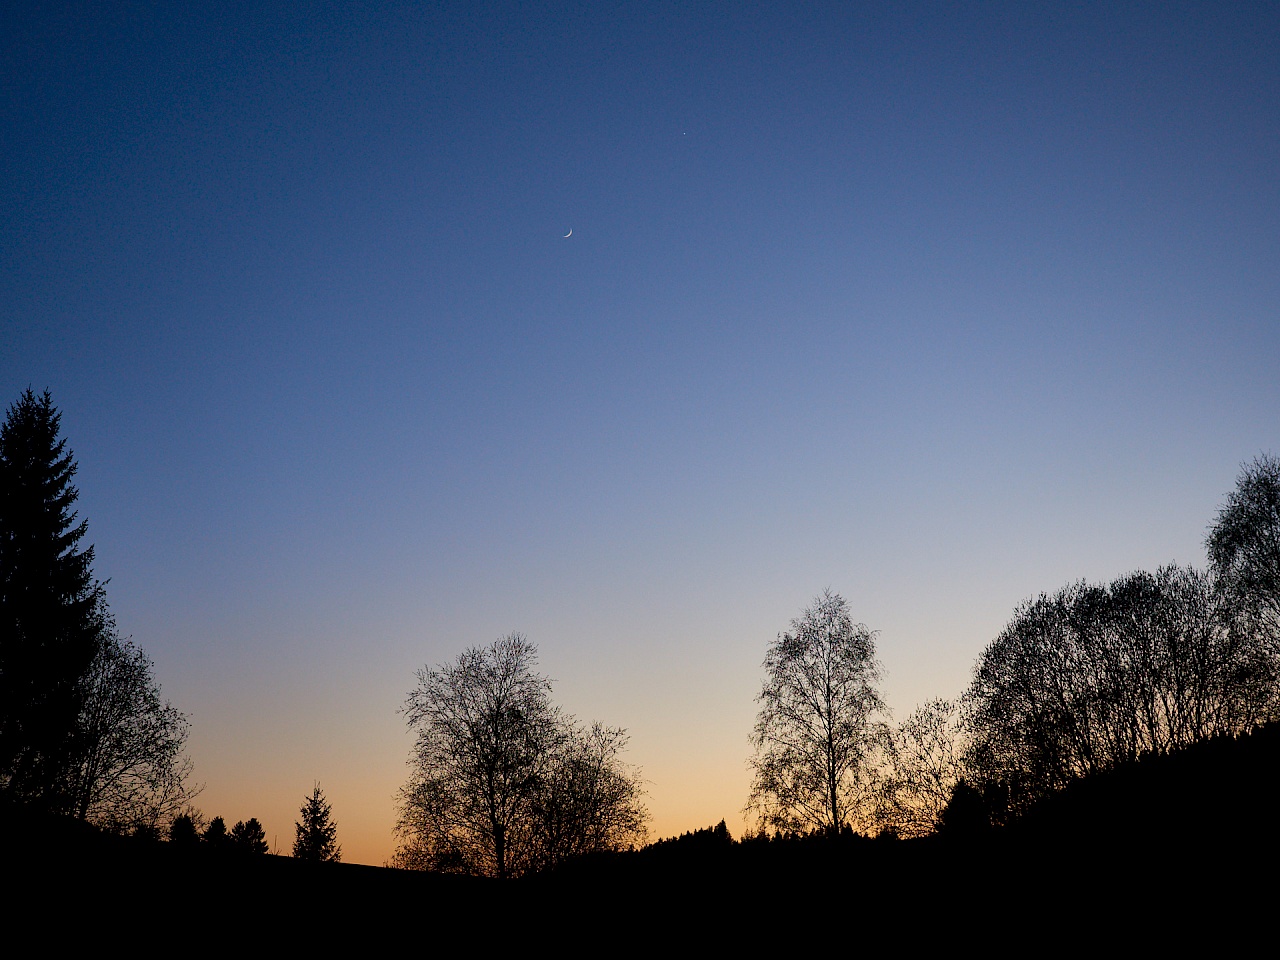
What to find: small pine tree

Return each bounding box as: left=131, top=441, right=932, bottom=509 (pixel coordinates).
left=203, top=815, right=231, bottom=849
left=169, top=812, right=200, bottom=846
left=293, top=783, right=340, bottom=862
left=230, top=817, right=269, bottom=854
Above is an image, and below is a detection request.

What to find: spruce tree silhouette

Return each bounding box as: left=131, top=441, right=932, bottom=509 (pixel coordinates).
left=169, top=812, right=200, bottom=846
left=293, top=783, right=340, bottom=861
left=0, top=389, right=104, bottom=810
left=230, top=817, right=269, bottom=854
left=203, top=815, right=231, bottom=849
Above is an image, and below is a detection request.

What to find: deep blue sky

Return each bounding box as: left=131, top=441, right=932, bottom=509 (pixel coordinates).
left=4, top=2, right=1278, bottom=862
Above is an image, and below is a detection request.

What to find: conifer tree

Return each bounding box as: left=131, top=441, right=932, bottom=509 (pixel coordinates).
left=0, top=389, right=104, bottom=809
left=1, top=389, right=195, bottom=827
left=293, top=783, right=341, bottom=861
left=230, top=817, right=269, bottom=854
left=203, top=815, right=231, bottom=849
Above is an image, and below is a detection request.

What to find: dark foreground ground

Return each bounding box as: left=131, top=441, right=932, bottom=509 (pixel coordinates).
left=7, top=815, right=1270, bottom=950
left=9, top=728, right=1279, bottom=948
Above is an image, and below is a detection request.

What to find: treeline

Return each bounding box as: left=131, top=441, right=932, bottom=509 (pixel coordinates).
left=965, top=565, right=1273, bottom=816
left=956, top=455, right=1280, bottom=826
left=534, top=722, right=1280, bottom=925
left=168, top=812, right=270, bottom=853
left=160, top=782, right=339, bottom=858
left=741, top=454, right=1280, bottom=844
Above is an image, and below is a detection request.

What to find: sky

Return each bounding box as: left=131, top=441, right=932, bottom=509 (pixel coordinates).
left=3, top=1, right=1278, bottom=864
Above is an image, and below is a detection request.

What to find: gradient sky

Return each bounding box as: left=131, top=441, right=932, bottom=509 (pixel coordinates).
left=4, top=1, right=1278, bottom=864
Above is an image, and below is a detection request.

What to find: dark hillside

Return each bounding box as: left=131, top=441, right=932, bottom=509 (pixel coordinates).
left=1011, top=722, right=1280, bottom=850
left=9, top=726, right=1277, bottom=946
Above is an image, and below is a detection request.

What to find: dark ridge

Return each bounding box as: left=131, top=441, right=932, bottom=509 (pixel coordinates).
left=1009, top=721, right=1280, bottom=849
left=9, top=726, right=1277, bottom=945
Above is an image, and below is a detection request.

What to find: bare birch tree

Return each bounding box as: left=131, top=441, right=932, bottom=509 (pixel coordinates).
left=747, top=590, right=889, bottom=834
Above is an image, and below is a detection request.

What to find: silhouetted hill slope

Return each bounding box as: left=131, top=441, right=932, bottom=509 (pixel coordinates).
left=3, top=810, right=491, bottom=947
left=536, top=726, right=1280, bottom=940
left=10, top=728, right=1277, bottom=947
left=1008, top=722, right=1280, bottom=851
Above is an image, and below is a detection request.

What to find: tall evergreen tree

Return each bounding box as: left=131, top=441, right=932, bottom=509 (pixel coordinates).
left=0, top=389, right=104, bottom=809
left=293, top=783, right=341, bottom=862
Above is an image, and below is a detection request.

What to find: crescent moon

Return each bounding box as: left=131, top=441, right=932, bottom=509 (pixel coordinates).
left=563, top=229, right=572, bottom=238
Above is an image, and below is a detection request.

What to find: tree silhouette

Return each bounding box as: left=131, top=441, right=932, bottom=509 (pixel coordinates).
left=965, top=565, right=1276, bottom=809
left=395, top=633, right=647, bottom=877
left=203, top=815, right=230, bottom=849
left=66, top=627, right=195, bottom=832
left=527, top=721, right=648, bottom=869
left=746, top=590, right=889, bottom=835
left=936, top=779, right=990, bottom=839
left=882, top=698, right=966, bottom=838
left=397, top=634, right=556, bottom=877
left=230, top=817, right=268, bottom=854
left=168, top=811, right=200, bottom=846
left=293, top=783, right=340, bottom=862
left=1208, top=454, right=1280, bottom=652
left=0, top=389, right=104, bottom=810
left=0, top=389, right=195, bottom=828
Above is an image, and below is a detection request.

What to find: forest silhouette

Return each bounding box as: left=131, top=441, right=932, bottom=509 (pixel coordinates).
left=3, top=388, right=1277, bottom=938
